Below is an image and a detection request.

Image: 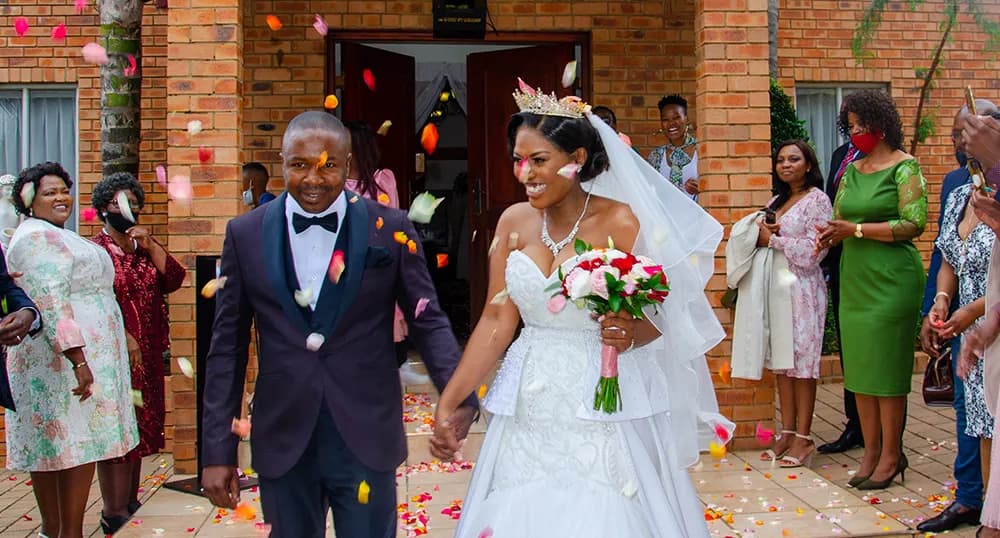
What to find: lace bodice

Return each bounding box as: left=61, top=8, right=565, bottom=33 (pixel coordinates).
left=505, top=250, right=596, bottom=329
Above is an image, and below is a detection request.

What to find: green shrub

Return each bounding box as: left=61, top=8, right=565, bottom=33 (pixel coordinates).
left=769, top=79, right=810, bottom=147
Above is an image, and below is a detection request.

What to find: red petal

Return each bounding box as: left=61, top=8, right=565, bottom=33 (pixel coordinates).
left=363, top=69, right=376, bottom=91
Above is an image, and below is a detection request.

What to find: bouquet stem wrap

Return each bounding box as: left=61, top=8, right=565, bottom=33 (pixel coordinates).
left=595, top=343, right=622, bottom=413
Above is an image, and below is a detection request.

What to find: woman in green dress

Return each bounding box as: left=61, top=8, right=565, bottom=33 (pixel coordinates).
left=816, top=89, right=927, bottom=491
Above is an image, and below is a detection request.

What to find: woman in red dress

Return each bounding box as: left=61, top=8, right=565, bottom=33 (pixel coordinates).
left=91, top=172, right=186, bottom=534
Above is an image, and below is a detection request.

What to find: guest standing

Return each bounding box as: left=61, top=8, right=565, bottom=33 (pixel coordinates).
left=817, top=110, right=865, bottom=455
left=916, top=100, right=998, bottom=534
left=5, top=162, right=138, bottom=538
left=646, top=95, right=699, bottom=199
left=592, top=105, right=633, bottom=147
left=242, top=162, right=276, bottom=208
left=91, top=172, right=187, bottom=534
left=755, top=140, right=832, bottom=468
left=817, top=89, right=927, bottom=490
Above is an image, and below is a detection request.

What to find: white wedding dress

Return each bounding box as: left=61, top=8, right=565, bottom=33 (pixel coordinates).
left=453, top=250, right=711, bottom=538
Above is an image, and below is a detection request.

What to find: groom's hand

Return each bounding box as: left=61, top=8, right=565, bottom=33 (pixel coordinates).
left=202, top=465, right=240, bottom=509
left=430, top=405, right=475, bottom=461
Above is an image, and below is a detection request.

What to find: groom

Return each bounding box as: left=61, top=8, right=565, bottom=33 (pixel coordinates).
left=201, top=111, right=477, bottom=538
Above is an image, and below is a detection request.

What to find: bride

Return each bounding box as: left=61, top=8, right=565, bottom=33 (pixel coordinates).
left=431, top=84, right=732, bottom=537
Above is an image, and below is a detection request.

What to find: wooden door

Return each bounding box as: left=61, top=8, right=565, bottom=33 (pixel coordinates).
left=466, top=44, right=577, bottom=325
left=337, top=42, right=416, bottom=206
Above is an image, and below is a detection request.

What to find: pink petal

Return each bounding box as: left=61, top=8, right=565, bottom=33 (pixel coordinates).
left=155, top=165, right=167, bottom=188
left=81, top=43, right=109, bottom=65
left=167, top=175, right=193, bottom=201
left=328, top=250, right=346, bottom=283
left=80, top=208, right=97, bottom=222
left=414, top=297, right=430, bottom=319
left=755, top=421, right=775, bottom=445
left=51, top=23, right=67, bottom=41
left=516, top=159, right=530, bottom=183
left=74, top=0, right=87, bottom=13
left=230, top=418, right=251, bottom=437
left=197, top=147, right=212, bottom=163
left=478, top=527, right=494, bottom=538
left=516, top=77, right=535, bottom=95
left=14, top=17, right=28, bottom=38
left=306, top=333, right=325, bottom=351
left=561, top=60, right=577, bottom=88
left=714, top=423, right=730, bottom=443
left=313, top=14, right=328, bottom=36
left=546, top=295, right=566, bottom=314
left=557, top=163, right=580, bottom=179
left=123, top=54, right=137, bottom=76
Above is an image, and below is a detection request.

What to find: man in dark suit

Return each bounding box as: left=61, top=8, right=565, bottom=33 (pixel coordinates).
left=0, top=246, right=43, bottom=409
left=817, top=132, right=865, bottom=454
left=201, top=111, right=477, bottom=538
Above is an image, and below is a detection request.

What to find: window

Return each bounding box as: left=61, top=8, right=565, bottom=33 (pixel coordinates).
left=795, top=84, right=887, bottom=176
left=0, top=87, right=78, bottom=230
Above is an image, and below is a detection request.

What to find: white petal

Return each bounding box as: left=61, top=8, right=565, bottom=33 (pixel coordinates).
left=306, top=332, right=325, bottom=351
left=116, top=191, right=135, bottom=223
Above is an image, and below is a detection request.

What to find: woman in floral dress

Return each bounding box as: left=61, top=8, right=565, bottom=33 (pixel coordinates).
left=91, top=172, right=186, bottom=534
left=5, top=162, right=138, bottom=538
left=930, top=181, right=997, bottom=494
left=757, top=140, right=833, bottom=468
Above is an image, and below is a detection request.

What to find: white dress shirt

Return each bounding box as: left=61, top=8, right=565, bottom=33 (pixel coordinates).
left=285, top=192, right=347, bottom=311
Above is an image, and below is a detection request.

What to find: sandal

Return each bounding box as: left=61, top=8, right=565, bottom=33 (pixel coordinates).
left=778, top=433, right=815, bottom=468
left=100, top=511, right=130, bottom=536
left=760, top=430, right=795, bottom=462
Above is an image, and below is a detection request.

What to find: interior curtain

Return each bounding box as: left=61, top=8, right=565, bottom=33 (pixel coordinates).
left=415, top=62, right=468, bottom=130
left=794, top=87, right=838, bottom=178
left=0, top=93, right=22, bottom=177
left=28, top=91, right=77, bottom=229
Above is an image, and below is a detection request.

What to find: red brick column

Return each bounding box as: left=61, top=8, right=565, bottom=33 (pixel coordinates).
left=167, top=0, right=243, bottom=474
left=695, top=0, right=774, bottom=449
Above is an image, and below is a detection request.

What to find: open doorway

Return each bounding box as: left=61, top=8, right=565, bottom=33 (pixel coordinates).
left=329, top=34, right=588, bottom=340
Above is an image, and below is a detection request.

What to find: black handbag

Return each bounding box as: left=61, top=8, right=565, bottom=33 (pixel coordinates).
left=0, top=347, right=14, bottom=411
left=922, top=344, right=954, bottom=408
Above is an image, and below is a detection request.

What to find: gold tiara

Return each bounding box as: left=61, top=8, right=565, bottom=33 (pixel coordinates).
left=512, top=78, right=591, bottom=119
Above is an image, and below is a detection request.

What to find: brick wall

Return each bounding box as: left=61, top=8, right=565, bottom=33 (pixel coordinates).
left=0, top=1, right=167, bottom=466
left=777, top=0, right=1000, bottom=258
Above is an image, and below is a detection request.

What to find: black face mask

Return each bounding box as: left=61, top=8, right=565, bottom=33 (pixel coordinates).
left=956, top=150, right=969, bottom=168
left=104, top=211, right=137, bottom=234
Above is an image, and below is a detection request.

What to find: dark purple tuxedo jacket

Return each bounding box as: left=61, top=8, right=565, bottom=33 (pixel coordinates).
left=201, top=192, right=474, bottom=478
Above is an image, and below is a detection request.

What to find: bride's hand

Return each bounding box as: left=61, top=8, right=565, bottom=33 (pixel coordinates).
left=599, top=311, right=636, bottom=353
left=430, top=405, right=475, bottom=461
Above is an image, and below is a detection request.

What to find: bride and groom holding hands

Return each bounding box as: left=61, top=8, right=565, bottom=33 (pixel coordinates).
left=200, top=82, right=731, bottom=537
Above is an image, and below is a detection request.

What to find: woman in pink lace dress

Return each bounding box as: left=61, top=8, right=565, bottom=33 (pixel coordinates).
left=757, top=140, right=833, bottom=468
left=344, top=121, right=408, bottom=364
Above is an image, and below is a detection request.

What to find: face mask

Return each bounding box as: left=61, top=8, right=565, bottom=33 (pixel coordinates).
left=850, top=129, right=882, bottom=154
left=955, top=150, right=968, bottom=168
left=104, top=211, right=136, bottom=234
left=242, top=189, right=255, bottom=206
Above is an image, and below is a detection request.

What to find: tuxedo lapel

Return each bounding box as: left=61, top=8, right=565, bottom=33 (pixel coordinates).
left=261, top=193, right=311, bottom=335
left=312, top=192, right=369, bottom=336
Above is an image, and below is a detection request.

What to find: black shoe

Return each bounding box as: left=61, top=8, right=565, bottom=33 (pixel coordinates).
left=916, top=502, right=981, bottom=533
left=99, top=511, right=130, bottom=535
left=127, top=500, right=142, bottom=515
left=817, top=428, right=863, bottom=454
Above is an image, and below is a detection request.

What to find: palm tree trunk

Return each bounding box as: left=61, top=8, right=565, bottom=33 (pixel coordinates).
left=99, top=0, right=144, bottom=177
left=768, top=0, right=779, bottom=78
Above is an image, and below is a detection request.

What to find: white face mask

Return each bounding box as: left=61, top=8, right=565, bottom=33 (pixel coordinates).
left=241, top=189, right=254, bottom=206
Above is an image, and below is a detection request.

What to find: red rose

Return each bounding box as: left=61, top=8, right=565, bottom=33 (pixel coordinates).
left=610, top=253, right=638, bottom=273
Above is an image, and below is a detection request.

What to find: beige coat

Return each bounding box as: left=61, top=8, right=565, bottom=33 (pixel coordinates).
left=726, top=211, right=795, bottom=380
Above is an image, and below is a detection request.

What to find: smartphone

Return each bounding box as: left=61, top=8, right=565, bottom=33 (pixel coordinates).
left=965, top=86, right=988, bottom=192
left=764, top=208, right=776, bottom=225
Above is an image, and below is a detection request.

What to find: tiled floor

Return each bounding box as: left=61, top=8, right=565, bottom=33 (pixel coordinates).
left=0, top=374, right=981, bottom=537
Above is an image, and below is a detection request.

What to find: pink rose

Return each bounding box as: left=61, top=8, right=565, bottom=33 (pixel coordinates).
left=589, top=266, right=620, bottom=300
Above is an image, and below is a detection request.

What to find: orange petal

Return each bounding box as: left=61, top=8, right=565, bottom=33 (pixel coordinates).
left=317, top=150, right=328, bottom=168
left=406, top=240, right=417, bottom=254
left=393, top=231, right=408, bottom=244
left=477, top=384, right=487, bottom=399
left=718, top=361, right=731, bottom=384
left=328, top=250, right=346, bottom=283
left=265, top=14, right=282, bottom=31
left=234, top=501, right=256, bottom=520
left=375, top=216, right=384, bottom=230
left=436, top=253, right=449, bottom=268
left=377, top=192, right=391, bottom=205
left=324, top=94, right=339, bottom=110
left=420, top=123, right=439, bottom=155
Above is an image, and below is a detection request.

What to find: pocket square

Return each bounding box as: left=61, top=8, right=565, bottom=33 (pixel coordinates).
left=365, top=246, right=393, bottom=268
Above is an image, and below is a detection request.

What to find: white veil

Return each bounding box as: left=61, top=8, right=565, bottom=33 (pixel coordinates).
left=584, top=114, right=734, bottom=466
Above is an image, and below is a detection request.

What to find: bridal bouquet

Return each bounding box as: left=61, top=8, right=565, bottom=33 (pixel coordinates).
left=546, top=239, right=670, bottom=414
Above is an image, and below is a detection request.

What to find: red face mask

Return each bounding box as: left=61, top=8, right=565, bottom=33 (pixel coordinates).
left=850, top=129, right=882, bottom=154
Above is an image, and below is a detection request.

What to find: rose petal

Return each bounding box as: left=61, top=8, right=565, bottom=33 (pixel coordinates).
left=709, top=440, right=726, bottom=459
left=316, top=150, right=328, bottom=169
left=487, top=236, right=499, bottom=257
left=231, top=417, right=251, bottom=437
left=74, top=0, right=87, bottom=13
left=718, top=361, right=731, bottom=384
left=187, top=120, right=202, bottom=136
left=393, top=231, right=408, bottom=244
left=507, top=232, right=519, bottom=249
left=131, top=389, right=144, bottom=408
left=116, top=191, right=136, bottom=223
left=414, top=297, right=430, bottom=319
left=306, top=333, right=325, bottom=351
left=561, top=60, right=578, bottom=88
left=477, top=384, right=488, bottom=399
left=328, top=250, right=346, bottom=283
left=124, top=54, right=137, bottom=77
left=357, top=480, right=370, bottom=504
left=557, top=163, right=580, bottom=179
left=265, top=14, right=282, bottom=31
left=177, top=357, right=195, bottom=378
left=420, top=123, right=439, bottom=155
left=436, top=253, right=449, bottom=268
left=363, top=69, right=376, bottom=91
left=490, top=289, right=509, bottom=305
left=51, top=23, right=67, bottom=41
left=377, top=192, right=391, bottom=205
left=714, top=423, right=730, bottom=443
left=80, top=208, right=97, bottom=223
left=293, top=288, right=312, bottom=308
left=234, top=502, right=256, bottom=520
left=198, top=147, right=212, bottom=163
left=312, top=14, right=328, bottom=36
left=155, top=165, right=167, bottom=188
left=406, top=240, right=417, bottom=254
left=516, top=159, right=530, bottom=183
left=200, top=276, right=227, bottom=298
left=81, top=43, right=109, bottom=65
left=547, top=294, right=567, bottom=313
left=14, top=17, right=28, bottom=38
left=324, top=94, right=339, bottom=110
left=375, top=216, right=384, bottom=230
left=517, top=77, right=536, bottom=95
left=377, top=120, right=392, bottom=136
left=168, top=175, right=193, bottom=202
left=478, top=526, right=494, bottom=538
left=755, top=421, right=775, bottom=445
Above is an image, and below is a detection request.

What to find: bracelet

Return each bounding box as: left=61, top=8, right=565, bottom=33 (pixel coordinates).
left=934, top=292, right=951, bottom=303
left=72, top=360, right=88, bottom=370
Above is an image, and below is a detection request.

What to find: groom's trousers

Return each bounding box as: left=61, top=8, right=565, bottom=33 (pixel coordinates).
left=258, top=404, right=396, bottom=538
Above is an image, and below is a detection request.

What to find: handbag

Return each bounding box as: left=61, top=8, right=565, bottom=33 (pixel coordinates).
left=922, top=344, right=954, bottom=408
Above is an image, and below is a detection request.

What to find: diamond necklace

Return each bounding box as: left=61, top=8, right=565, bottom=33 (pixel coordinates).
left=541, top=189, right=593, bottom=256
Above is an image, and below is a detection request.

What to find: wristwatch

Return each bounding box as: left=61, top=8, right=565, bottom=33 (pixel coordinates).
left=854, top=223, right=864, bottom=238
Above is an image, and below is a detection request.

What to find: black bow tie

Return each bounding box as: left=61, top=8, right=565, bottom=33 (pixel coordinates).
left=292, top=212, right=339, bottom=234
